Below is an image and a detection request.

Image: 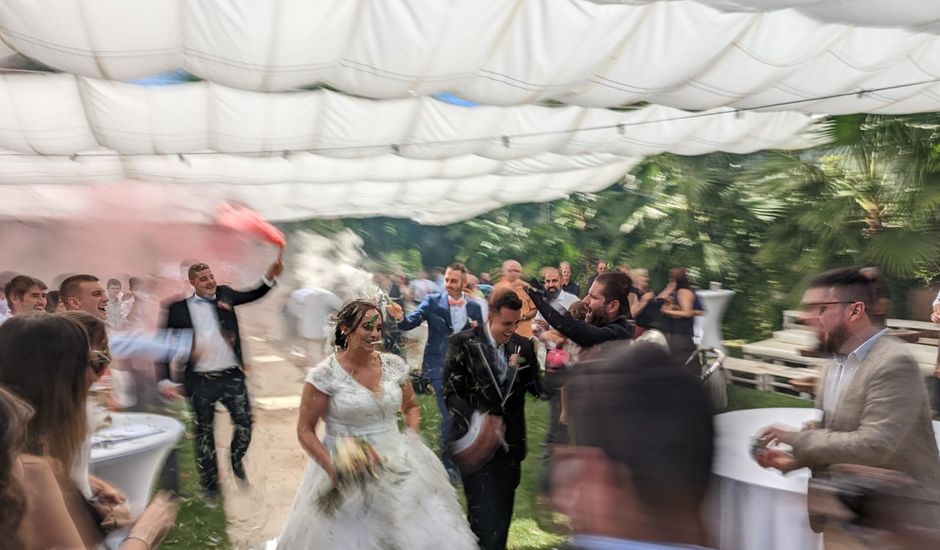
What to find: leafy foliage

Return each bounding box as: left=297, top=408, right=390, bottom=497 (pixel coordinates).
left=294, top=113, right=940, bottom=340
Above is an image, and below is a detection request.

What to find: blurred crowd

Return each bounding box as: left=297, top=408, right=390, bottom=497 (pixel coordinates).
left=3, top=259, right=940, bottom=550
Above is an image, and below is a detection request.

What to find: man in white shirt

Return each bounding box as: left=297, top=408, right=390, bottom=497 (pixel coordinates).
left=158, top=260, right=282, bottom=499
left=2, top=275, right=48, bottom=322
left=533, top=267, right=580, bottom=450
left=534, top=267, right=579, bottom=323
left=60, top=274, right=109, bottom=320
left=284, top=287, right=343, bottom=367
left=105, top=278, right=130, bottom=330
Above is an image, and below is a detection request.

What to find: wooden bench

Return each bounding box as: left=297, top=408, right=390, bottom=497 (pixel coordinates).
left=721, top=357, right=773, bottom=391
left=784, top=312, right=938, bottom=342
left=887, top=318, right=939, bottom=333
left=741, top=339, right=825, bottom=367
left=772, top=328, right=817, bottom=347
left=760, top=364, right=819, bottom=399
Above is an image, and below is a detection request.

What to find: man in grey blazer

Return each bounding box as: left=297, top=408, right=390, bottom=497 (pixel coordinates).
left=757, top=268, right=940, bottom=534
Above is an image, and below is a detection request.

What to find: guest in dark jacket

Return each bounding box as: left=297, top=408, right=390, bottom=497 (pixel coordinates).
left=527, top=271, right=634, bottom=349
left=158, top=260, right=282, bottom=498
left=444, top=289, right=542, bottom=550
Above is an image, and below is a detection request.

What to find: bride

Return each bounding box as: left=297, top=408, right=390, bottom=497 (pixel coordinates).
left=275, top=299, right=478, bottom=549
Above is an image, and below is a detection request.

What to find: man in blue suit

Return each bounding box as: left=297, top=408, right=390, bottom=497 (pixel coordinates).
left=387, top=262, right=484, bottom=473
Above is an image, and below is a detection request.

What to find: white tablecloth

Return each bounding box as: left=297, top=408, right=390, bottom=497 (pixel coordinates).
left=708, top=407, right=940, bottom=550
left=90, top=412, right=183, bottom=515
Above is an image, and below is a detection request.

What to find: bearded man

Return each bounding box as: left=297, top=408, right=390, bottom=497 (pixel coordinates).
left=526, top=270, right=634, bottom=350
left=756, top=268, right=940, bottom=539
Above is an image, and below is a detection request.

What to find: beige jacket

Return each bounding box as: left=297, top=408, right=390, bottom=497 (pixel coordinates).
left=791, top=335, right=940, bottom=490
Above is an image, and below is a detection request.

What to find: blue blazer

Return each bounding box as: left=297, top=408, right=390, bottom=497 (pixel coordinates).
left=397, top=292, right=483, bottom=377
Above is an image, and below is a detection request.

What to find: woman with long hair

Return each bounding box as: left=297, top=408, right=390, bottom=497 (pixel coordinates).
left=0, top=313, right=91, bottom=477
left=657, top=268, right=702, bottom=368
left=0, top=312, right=133, bottom=547
left=629, top=268, right=657, bottom=336
left=0, top=385, right=177, bottom=550
left=0, top=386, right=32, bottom=550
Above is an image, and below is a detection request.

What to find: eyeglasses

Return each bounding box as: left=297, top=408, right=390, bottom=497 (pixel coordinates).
left=801, top=301, right=858, bottom=314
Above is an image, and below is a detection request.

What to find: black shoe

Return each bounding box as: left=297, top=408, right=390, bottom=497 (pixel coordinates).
left=232, top=463, right=249, bottom=487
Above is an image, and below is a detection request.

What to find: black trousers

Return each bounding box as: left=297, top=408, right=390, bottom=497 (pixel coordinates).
left=185, top=368, right=253, bottom=491
left=462, top=451, right=521, bottom=550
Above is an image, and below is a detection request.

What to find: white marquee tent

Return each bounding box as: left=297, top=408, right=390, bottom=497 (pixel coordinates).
left=0, top=0, right=937, bottom=224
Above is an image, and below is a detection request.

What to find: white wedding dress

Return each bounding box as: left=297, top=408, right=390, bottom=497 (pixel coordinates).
left=274, top=353, right=478, bottom=549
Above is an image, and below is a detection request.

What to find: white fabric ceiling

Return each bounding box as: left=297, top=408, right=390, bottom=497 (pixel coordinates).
left=585, top=1, right=940, bottom=30
left=0, top=73, right=821, bottom=224
left=1, top=0, right=939, bottom=113
left=0, top=0, right=933, bottom=224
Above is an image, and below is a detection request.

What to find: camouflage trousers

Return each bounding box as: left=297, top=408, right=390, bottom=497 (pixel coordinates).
left=185, top=368, right=253, bottom=492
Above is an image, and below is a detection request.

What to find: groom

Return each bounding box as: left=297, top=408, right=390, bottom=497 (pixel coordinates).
left=444, top=288, right=542, bottom=550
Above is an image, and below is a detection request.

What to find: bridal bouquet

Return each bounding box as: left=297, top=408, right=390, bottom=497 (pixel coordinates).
left=316, top=436, right=384, bottom=515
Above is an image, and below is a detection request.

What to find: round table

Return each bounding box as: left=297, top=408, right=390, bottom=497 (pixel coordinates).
left=90, top=412, right=184, bottom=515
left=694, top=289, right=735, bottom=353
left=708, top=408, right=940, bottom=550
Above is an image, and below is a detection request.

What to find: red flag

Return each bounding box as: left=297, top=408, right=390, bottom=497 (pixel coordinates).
left=215, top=203, right=286, bottom=250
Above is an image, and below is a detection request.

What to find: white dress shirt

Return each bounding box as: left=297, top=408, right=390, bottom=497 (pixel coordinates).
left=187, top=294, right=240, bottom=373
left=449, top=296, right=468, bottom=334
left=483, top=321, right=508, bottom=382
left=534, top=289, right=579, bottom=322
left=823, top=327, right=889, bottom=417
left=287, top=288, right=343, bottom=340
left=105, top=296, right=129, bottom=330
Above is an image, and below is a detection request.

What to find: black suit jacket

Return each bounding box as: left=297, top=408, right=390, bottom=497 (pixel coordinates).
left=529, top=287, right=634, bottom=348
left=158, top=281, right=273, bottom=382
left=443, top=325, right=541, bottom=462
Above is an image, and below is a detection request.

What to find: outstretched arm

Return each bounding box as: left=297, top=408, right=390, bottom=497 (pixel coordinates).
left=527, top=287, right=632, bottom=347
left=392, top=296, right=430, bottom=331
left=229, top=259, right=283, bottom=306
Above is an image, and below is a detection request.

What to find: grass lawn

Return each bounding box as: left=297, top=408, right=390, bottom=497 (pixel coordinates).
left=159, top=410, right=232, bottom=549
left=158, top=383, right=812, bottom=549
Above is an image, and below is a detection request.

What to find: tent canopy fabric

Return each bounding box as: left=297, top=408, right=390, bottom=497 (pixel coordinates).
left=0, top=74, right=822, bottom=158
left=0, top=73, right=822, bottom=224
left=0, top=0, right=938, bottom=113
left=0, top=0, right=934, bottom=224
left=585, top=1, right=940, bottom=31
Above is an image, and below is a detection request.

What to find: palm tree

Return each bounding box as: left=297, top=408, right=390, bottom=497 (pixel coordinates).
left=748, top=114, right=940, bottom=280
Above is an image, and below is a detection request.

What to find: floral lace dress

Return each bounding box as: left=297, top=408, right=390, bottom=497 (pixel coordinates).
left=275, top=353, right=477, bottom=549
